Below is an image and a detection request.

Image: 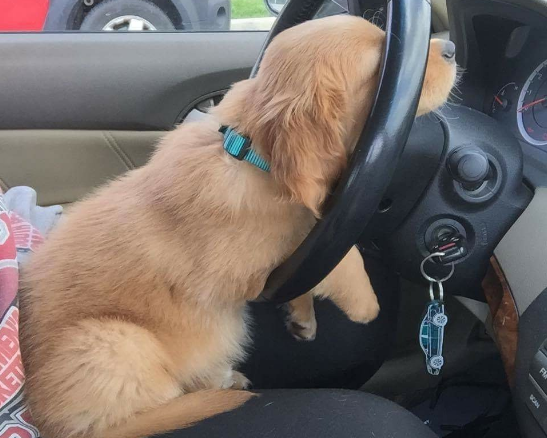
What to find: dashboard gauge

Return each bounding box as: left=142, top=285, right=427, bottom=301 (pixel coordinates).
left=517, top=59, right=547, bottom=146
left=491, top=82, right=519, bottom=115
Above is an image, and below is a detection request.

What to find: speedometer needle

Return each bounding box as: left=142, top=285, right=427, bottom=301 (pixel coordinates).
left=518, top=97, right=547, bottom=112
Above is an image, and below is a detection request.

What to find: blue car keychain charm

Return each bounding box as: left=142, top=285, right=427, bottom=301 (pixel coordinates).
left=419, top=253, right=454, bottom=376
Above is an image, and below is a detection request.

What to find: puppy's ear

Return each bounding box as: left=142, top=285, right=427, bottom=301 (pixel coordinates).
left=260, top=81, right=348, bottom=216
left=215, top=76, right=348, bottom=216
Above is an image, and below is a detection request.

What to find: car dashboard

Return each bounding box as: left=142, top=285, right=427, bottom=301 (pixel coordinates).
left=448, top=0, right=547, bottom=186
left=447, top=1, right=547, bottom=437
left=489, top=28, right=547, bottom=153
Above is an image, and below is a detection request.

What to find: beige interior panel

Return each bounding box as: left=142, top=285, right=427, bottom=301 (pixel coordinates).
left=107, top=131, right=163, bottom=168
left=494, top=188, right=547, bottom=315
left=0, top=130, right=161, bottom=206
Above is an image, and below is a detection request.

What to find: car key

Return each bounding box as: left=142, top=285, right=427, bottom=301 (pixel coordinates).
left=431, top=232, right=468, bottom=264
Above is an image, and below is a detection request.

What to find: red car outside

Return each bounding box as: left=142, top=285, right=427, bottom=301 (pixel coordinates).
left=0, top=0, right=230, bottom=32
left=0, top=0, right=49, bottom=31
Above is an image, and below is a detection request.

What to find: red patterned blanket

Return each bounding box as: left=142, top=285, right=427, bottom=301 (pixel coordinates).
left=0, top=193, right=41, bottom=438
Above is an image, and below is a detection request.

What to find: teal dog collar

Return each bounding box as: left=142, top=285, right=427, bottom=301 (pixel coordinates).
left=220, top=126, right=270, bottom=172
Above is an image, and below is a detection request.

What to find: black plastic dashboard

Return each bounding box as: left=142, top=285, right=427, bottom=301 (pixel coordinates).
left=446, top=1, right=547, bottom=437
left=448, top=0, right=547, bottom=187
left=486, top=27, right=547, bottom=153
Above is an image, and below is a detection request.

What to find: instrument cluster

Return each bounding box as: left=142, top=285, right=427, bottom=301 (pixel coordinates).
left=488, top=28, right=547, bottom=152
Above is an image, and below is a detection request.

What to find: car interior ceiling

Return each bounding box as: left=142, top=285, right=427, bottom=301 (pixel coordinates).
left=2, top=0, right=547, bottom=436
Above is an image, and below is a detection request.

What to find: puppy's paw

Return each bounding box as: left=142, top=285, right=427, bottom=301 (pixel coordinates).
left=231, top=371, right=251, bottom=390
left=286, top=314, right=317, bottom=341
left=346, top=295, right=380, bottom=324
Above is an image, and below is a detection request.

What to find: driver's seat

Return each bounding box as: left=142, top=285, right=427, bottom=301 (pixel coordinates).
left=167, top=389, right=435, bottom=438
left=159, top=258, right=434, bottom=438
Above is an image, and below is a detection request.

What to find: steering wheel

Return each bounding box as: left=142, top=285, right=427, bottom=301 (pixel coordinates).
left=256, top=0, right=432, bottom=303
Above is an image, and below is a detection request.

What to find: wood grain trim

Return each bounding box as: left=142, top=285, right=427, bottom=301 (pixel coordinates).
left=482, top=257, right=519, bottom=387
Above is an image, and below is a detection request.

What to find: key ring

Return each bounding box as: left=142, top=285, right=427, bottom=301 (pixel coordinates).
left=420, top=252, right=455, bottom=283
left=429, top=280, right=444, bottom=302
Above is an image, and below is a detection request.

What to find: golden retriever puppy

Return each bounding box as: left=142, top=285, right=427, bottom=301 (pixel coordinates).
left=19, top=14, right=457, bottom=438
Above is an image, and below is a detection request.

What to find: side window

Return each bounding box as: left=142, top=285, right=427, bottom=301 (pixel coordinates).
left=0, top=0, right=277, bottom=32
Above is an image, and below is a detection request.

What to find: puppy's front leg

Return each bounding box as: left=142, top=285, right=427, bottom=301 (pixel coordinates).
left=217, top=369, right=251, bottom=390
left=314, top=246, right=379, bottom=324
left=285, top=246, right=378, bottom=340
left=286, top=294, right=317, bottom=341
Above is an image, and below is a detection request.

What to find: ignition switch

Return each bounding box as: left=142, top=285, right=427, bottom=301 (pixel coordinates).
left=427, top=225, right=468, bottom=264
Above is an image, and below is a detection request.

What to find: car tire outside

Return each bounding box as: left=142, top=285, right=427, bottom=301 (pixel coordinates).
left=80, top=0, right=175, bottom=31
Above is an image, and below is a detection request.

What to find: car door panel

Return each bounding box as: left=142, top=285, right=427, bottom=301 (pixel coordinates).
left=0, top=130, right=163, bottom=204
left=0, top=32, right=265, bottom=203
left=0, top=32, right=265, bottom=129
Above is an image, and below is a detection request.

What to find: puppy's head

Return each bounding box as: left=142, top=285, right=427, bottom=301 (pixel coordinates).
left=215, top=15, right=457, bottom=215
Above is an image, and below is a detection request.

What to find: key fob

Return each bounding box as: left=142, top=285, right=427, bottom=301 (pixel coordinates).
left=419, top=300, right=448, bottom=376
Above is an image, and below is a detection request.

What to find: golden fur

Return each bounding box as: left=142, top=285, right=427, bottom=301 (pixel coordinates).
left=19, top=15, right=457, bottom=438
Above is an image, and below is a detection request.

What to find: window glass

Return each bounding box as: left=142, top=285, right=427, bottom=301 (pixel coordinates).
left=0, top=0, right=276, bottom=32
left=0, top=0, right=386, bottom=33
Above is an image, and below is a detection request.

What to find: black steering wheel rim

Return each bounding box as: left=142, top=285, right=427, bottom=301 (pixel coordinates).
left=256, top=0, right=432, bottom=304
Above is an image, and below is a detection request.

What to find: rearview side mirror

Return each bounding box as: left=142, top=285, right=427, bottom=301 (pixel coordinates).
left=264, top=0, right=287, bottom=15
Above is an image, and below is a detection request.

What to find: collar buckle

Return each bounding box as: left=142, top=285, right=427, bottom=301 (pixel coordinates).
left=220, top=125, right=271, bottom=173
left=233, top=137, right=252, bottom=161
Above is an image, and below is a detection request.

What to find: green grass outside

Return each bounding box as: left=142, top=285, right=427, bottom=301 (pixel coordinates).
left=231, top=0, right=271, bottom=19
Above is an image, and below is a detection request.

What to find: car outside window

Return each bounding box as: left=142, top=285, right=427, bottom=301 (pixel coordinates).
left=0, top=0, right=278, bottom=32
left=1, top=0, right=389, bottom=35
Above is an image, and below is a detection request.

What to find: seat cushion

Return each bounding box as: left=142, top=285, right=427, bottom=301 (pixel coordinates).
left=162, top=389, right=436, bottom=438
